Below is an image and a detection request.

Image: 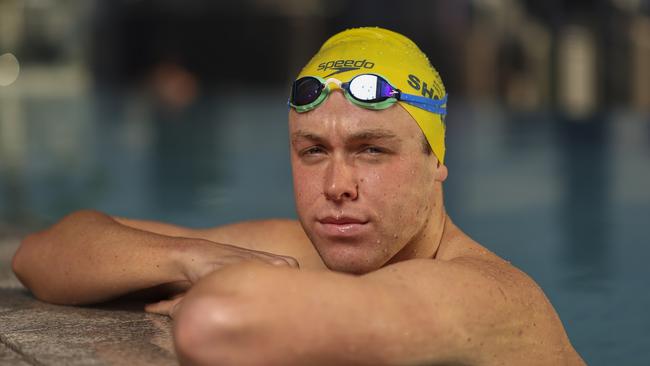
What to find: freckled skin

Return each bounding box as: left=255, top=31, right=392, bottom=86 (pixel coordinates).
left=14, top=82, right=585, bottom=366
left=289, top=91, right=448, bottom=274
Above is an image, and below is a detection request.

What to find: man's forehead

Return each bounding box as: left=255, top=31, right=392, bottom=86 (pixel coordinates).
left=288, top=91, right=423, bottom=144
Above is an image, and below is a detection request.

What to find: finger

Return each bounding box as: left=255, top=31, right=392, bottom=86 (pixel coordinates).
left=144, top=300, right=172, bottom=316
left=226, top=245, right=300, bottom=269
left=249, top=251, right=299, bottom=268
left=269, top=255, right=299, bottom=268
left=145, top=295, right=184, bottom=317
left=169, top=295, right=184, bottom=319
left=281, top=255, right=300, bottom=268
left=264, top=256, right=296, bottom=268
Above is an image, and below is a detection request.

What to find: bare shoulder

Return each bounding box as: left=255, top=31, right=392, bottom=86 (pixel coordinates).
left=367, top=224, right=585, bottom=365
left=196, top=219, right=325, bottom=270
left=434, top=221, right=555, bottom=301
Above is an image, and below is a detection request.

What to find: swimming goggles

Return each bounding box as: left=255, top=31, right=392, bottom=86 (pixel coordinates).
left=289, top=73, right=447, bottom=115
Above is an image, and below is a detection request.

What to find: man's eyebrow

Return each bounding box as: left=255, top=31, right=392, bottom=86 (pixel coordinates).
left=291, top=130, right=324, bottom=143
left=348, top=129, right=400, bottom=142
left=291, top=129, right=401, bottom=144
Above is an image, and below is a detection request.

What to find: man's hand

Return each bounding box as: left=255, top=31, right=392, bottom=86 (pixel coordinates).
left=146, top=243, right=299, bottom=317
left=177, top=241, right=299, bottom=285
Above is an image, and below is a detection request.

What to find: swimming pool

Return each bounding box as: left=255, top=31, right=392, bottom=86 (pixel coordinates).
left=0, top=91, right=648, bottom=365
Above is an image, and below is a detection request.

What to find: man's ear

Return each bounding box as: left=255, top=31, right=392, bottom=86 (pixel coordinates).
left=434, top=160, right=448, bottom=182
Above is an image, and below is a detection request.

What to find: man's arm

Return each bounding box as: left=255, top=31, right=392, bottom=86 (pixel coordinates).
left=170, top=259, right=584, bottom=366
left=114, top=217, right=324, bottom=270
left=361, top=258, right=584, bottom=365
left=11, top=210, right=303, bottom=305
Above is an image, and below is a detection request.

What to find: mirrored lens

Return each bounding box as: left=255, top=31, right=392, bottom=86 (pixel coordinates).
left=348, top=74, right=395, bottom=102
left=292, top=77, right=324, bottom=106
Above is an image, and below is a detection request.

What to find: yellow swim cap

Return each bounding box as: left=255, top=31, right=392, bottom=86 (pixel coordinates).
left=296, top=27, right=448, bottom=163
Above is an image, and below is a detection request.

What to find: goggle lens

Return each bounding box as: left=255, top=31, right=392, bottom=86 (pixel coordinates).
left=347, top=74, right=395, bottom=102
left=291, top=77, right=324, bottom=106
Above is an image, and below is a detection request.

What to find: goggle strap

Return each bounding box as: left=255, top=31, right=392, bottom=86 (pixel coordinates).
left=289, top=75, right=448, bottom=116
left=399, top=93, right=448, bottom=115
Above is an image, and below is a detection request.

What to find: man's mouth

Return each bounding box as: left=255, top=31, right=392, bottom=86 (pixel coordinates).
left=316, top=216, right=369, bottom=237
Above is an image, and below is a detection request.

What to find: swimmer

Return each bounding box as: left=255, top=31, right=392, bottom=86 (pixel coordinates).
left=12, top=27, right=585, bottom=365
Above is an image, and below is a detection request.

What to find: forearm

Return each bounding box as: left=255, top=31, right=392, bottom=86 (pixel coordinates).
left=113, top=216, right=195, bottom=238
left=172, top=263, right=410, bottom=366
left=167, top=255, right=584, bottom=366
left=12, top=210, right=194, bottom=305
left=172, top=260, right=580, bottom=366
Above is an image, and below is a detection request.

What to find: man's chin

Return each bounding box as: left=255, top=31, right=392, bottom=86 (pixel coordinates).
left=305, top=228, right=393, bottom=273
left=317, top=247, right=389, bottom=275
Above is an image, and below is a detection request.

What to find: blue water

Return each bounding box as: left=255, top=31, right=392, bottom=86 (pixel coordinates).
left=0, top=91, right=649, bottom=365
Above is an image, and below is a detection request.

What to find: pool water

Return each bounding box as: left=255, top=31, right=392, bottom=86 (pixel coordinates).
left=0, top=91, right=648, bottom=365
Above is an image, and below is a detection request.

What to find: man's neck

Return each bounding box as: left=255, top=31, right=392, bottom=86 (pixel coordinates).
left=386, top=207, right=448, bottom=264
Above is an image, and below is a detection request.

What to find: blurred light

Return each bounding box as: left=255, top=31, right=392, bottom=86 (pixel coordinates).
left=0, top=53, right=20, bottom=87
left=631, top=16, right=650, bottom=111
left=558, top=27, right=597, bottom=119
left=610, top=0, right=643, bottom=12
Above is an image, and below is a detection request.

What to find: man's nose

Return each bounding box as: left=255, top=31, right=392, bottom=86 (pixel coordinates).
left=323, top=157, right=358, bottom=202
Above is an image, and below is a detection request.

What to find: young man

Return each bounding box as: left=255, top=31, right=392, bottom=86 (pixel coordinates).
left=12, top=27, right=585, bottom=365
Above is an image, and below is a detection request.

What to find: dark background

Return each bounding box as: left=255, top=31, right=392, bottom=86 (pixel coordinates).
left=1, top=1, right=649, bottom=364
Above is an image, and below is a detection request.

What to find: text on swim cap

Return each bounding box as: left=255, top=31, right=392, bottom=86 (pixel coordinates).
left=317, top=59, right=375, bottom=77
left=407, top=74, right=438, bottom=99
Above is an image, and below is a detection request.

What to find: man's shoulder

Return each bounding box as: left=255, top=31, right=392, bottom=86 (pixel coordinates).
left=435, top=231, right=583, bottom=363
left=435, top=229, right=548, bottom=306
left=371, top=241, right=582, bottom=364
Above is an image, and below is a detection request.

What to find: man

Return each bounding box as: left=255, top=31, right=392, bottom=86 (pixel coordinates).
left=12, top=27, right=585, bottom=365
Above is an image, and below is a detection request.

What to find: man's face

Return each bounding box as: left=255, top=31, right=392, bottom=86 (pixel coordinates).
left=289, top=91, right=447, bottom=274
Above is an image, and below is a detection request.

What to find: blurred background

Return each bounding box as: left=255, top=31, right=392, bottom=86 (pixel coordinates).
left=0, top=0, right=649, bottom=364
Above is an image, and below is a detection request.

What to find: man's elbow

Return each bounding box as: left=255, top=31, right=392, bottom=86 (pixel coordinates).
left=12, top=231, right=39, bottom=288
left=173, top=297, right=253, bottom=366
left=12, top=209, right=105, bottom=269
left=172, top=269, right=300, bottom=366
left=10, top=210, right=95, bottom=302
left=11, top=238, right=26, bottom=283
left=11, top=232, right=55, bottom=302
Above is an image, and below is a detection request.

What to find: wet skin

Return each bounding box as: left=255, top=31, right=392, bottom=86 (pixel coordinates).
left=290, top=90, right=448, bottom=274
left=12, top=89, right=586, bottom=365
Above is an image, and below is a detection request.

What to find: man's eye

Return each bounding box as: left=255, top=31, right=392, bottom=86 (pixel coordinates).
left=301, top=146, right=325, bottom=156
left=361, top=146, right=384, bottom=154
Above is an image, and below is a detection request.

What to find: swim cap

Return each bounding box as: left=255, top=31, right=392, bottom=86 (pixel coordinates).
left=296, top=27, right=448, bottom=163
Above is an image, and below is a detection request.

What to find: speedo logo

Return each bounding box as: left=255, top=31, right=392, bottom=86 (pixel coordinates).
left=317, top=59, right=375, bottom=77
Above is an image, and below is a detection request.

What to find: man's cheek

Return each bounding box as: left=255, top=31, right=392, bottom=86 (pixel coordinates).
left=388, top=188, right=421, bottom=224
left=303, top=185, right=321, bottom=203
